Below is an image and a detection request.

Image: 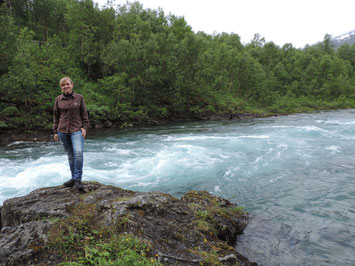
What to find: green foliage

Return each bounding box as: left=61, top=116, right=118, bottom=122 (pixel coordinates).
left=0, top=5, right=19, bottom=75
left=0, top=106, right=18, bottom=117
left=86, top=104, right=113, bottom=126
left=222, top=205, right=246, bottom=215
left=1, top=0, right=355, bottom=133
left=0, top=121, right=9, bottom=130
left=67, top=235, right=161, bottom=265
left=46, top=201, right=160, bottom=265
left=196, top=210, right=210, bottom=221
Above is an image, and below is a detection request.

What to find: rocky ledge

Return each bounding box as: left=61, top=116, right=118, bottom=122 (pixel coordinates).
left=0, top=182, right=256, bottom=265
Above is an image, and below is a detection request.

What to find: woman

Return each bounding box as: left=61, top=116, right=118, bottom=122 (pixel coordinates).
left=53, top=77, right=90, bottom=190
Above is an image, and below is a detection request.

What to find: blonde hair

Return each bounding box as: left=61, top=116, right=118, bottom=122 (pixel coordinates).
left=59, top=77, right=73, bottom=86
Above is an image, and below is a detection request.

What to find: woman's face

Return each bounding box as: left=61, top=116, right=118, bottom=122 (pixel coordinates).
left=61, top=80, right=73, bottom=95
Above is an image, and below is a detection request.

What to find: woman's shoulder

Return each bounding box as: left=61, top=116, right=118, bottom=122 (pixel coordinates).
left=55, top=94, right=65, bottom=100
left=73, top=92, right=84, bottom=98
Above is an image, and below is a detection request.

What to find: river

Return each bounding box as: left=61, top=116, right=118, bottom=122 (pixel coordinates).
left=1, top=109, right=355, bottom=265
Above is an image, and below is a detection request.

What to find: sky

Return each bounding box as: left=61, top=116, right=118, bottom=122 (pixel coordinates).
left=95, top=0, right=355, bottom=48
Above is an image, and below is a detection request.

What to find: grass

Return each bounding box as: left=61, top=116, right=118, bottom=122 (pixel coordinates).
left=60, top=234, right=161, bottom=266
left=44, top=200, right=162, bottom=265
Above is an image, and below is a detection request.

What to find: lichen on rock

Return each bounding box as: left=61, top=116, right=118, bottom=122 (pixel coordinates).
left=0, top=182, right=257, bottom=265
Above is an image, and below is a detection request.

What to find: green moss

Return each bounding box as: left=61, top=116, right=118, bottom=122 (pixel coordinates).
left=226, top=206, right=247, bottom=215
left=188, top=196, right=247, bottom=238
left=115, top=195, right=134, bottom=202
left=196, top=220, right=213, bottom=233
left=188, top=202, right=201, bottom=211
left=45, top=200, right=161, bottom=265
left=196, top=210, right=210, bottom=221
left=186, top=191, right=219, bottom=207
left=194, top=250, right=221, bottom=266
left=115, top=213, right=132, bottom=231
left=173, top=228, right=186, bottom=242
left=214, top=205, right=247, bottom=219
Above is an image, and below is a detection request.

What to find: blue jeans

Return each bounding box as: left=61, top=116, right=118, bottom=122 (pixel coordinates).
left=58, top=130, right=84, bottom=181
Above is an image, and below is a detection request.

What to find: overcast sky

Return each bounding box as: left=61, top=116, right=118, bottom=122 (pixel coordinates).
left=95, top=0, right=354, bottom=48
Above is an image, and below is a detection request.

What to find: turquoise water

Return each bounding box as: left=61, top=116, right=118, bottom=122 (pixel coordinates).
left=1, top=109, right=355, bottom=265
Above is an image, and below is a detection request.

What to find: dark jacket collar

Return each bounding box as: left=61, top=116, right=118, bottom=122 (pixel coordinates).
left=59, top=92, right=76, bottom=100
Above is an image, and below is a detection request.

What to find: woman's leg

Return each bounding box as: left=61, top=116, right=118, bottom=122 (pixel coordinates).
left=70, top=130, right=84, bottom=181
left=58, top=132, right=74, bottom=179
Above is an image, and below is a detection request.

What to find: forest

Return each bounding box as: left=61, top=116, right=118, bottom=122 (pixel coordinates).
left=1, top=0, right=355, bottom=132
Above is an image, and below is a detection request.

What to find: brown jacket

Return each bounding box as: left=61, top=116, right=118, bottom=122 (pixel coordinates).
left=53, top=92, right=89, bottom=134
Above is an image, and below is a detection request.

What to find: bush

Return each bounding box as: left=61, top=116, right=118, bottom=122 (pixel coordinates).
left=86, top=104, right=115, bottom=126
left=0, top=106, right=18, bottom=117
left=0, top=121, right=8, bottom=130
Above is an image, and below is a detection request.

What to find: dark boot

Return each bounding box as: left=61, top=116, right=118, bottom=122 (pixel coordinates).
left=75, top=180, right=84, bottom=191
left=63, top=179, right=75, bottom=187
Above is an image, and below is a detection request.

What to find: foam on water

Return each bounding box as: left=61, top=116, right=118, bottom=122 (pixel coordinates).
left=165, top=135, right=225, bottom=141
left=316, top=119, right=355, bottom=125
left=165, top=134, right=270, bottom=142
left=102, top=147, right=136, bottom=155
left=235, top=135, right=270, bottom=139
left=6, top=141, right=33, bottom=147
left=86, top=142, right=227, bottom=191
left=0, top=157, right=69, bottom=203
left=325, top=145, right=341, bottom=153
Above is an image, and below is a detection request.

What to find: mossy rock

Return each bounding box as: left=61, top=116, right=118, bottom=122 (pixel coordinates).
left=0, top=182, right=256, bottom=265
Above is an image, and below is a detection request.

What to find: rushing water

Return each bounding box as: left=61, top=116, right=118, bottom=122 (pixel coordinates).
left=1, top=109, right=355, bottom=265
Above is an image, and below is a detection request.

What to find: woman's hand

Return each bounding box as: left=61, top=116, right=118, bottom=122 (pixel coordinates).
left=54, top=134, right=58, bottom=141
left=81, top=128, right=87, bottom=138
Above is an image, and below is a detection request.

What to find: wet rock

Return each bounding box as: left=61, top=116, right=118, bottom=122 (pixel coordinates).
left=0, top=182, right=257, bottom=265
left=0, top=130, right=52, bottom=146
left=0, top=221, right=52, bottom=265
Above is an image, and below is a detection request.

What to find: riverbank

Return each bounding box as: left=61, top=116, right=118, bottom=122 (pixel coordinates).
left=0, top=130, right=53, bottom=146
left=0, top=111, right=272, bottom=146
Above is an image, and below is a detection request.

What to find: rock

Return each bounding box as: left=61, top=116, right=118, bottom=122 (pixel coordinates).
left=0, top=131, right=52, bottom=146
left=0, top=182, right=257, bottom=265
left=104, top=121, right=113, bottom=128
left=0, top=221, right=53, bottom=265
